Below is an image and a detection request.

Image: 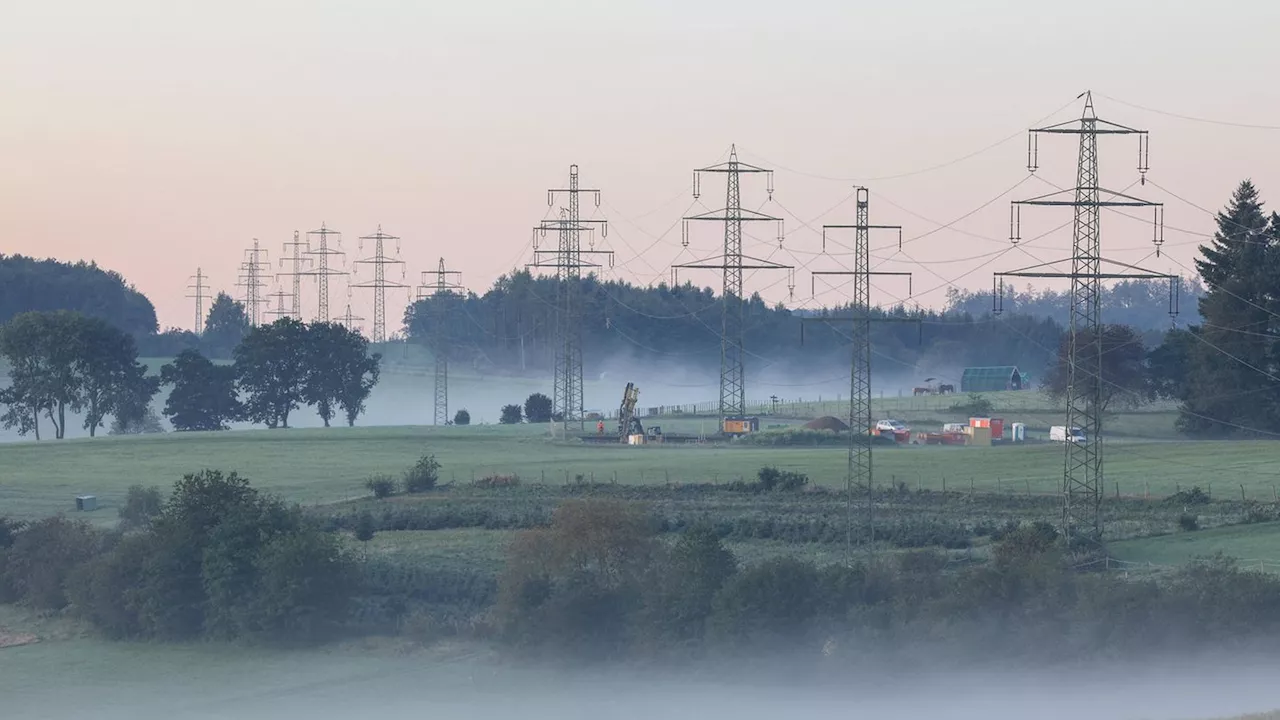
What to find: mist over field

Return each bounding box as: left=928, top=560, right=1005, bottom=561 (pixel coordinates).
left=0, top=354, right=944, bottom=443
left=6, top=646, right=1280, bottom=720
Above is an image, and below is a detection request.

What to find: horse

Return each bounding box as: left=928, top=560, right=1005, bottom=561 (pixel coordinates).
left=938, top=384, right=955, bottom=395
left=912, top=387, right=932, bottom=396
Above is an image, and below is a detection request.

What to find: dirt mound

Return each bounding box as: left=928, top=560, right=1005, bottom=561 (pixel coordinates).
left=0, top=631, right=39, bottom=649
left=803, top=416, right=849, bottom=431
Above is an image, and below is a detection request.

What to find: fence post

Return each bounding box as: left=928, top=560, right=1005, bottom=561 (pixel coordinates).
left=541, top=469, right=545, bottom=484
left=1241, top=484, right=1247, bottom=503
left=1026, top=479, right=1031, bottom=497
left=970, top=478, right=975, bottom=496
left=942, top=476, right=946, bottom=493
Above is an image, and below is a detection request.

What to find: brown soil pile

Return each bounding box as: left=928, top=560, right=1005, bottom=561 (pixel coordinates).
left=803, top=416, right=849, bottom=431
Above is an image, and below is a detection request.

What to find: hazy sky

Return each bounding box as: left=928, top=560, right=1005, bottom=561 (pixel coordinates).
left=4, top=0, right=1279, bottom=333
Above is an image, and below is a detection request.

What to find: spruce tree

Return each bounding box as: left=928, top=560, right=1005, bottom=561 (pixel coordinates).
left=1177, top=180, right=1280, bottom=435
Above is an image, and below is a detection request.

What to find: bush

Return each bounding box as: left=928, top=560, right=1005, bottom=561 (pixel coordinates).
left=453, top=409, right=471, bottom=426
left=709, top=557, right=821, bottom=645
left=354, top=511, right=376, bottom=542
left=757, top=466, right=809, bottom=492
left=950, top=392, right=994, bottom=416
left=109, top=408, right=165, bottom=435
left=1168, top=486, right=1211, bottom=506
left=119, top=485, right=163, bottom=531
left=366, top=475, right=398, bottom=499
left=403, top=454, right=441, bottom=494
left=524, top=393, right=553, bottom=423
left=0, top=517, right=23, bottom=549
left=1178, top=513, right=1200, bottom=532
left=3, top=516, right=105, bottom=610
left=499, top=404, right=523, bottom=425
left=475, top=474, right=520, bottom=488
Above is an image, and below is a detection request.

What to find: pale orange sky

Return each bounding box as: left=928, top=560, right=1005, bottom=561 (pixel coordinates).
left=3, top=0, right=1279, bottom=334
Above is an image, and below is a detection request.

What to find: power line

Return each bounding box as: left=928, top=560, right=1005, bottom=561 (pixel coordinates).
left=1095, top=92, right=1280, bottom=131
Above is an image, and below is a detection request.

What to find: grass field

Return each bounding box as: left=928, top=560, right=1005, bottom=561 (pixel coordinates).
left=2, top=422, right=1277, bottom=523
left=1110, top=522, right=1280, bottom=569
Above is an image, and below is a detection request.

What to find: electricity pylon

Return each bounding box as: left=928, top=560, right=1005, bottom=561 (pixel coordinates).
left=998, top=91, right=1174, bottom=546
left=237, top=239, right=270, bottom=326
left=337, top=288, right=366, bottom=332
left=806, top=187, right=915, bottom=563
left=674, top=145, right=791, bottom=430
left=417, top=259, right=464, bottom=426
left=303, top=223, right=347, bottom=322
left=187, top=268, right=210, bottom=334
left=264, top=286, right=292, bottom=321
left=351, top=226, right=408, bottom=343
left=527, top=165, right=612, bottom=433
left=278, top=230, right=311, bottom=320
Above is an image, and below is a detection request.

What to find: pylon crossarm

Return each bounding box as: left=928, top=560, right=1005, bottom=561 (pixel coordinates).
left=684, top=208, right=782, bottom=223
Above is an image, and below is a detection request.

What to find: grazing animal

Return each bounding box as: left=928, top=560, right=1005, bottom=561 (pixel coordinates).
left=938, top=384, right=955, bottom=395
left=912, top=387, right=932, bottom=396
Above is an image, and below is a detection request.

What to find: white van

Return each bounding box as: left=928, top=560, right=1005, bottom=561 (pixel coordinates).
left=1049, top=425, right=1086, bottom=444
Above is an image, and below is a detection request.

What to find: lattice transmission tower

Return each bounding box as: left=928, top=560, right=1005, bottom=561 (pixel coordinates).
left=187, top=267, right=210, bottom=334
left=264, top=286, right=292, bottom=321
left=303, top=224, right=347, bottom=322
left=337, top=289, right=366, bottom=331
left=351, top=226, right=408, bottom=343
left=278, top=230, right=312, bottom=320
left=675, top=146, right=791, bottom=428
left=997, top=91, right=1174, bottom=546
left=528, top=165, right=612, bottom=432
left=237, top=239, right=270, bottom=326
left=807, top=187, right=915, bottom=563
left=417, top=258, right=464, bottom=426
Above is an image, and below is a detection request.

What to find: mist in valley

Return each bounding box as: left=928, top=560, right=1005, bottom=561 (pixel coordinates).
left=6, top=646, right=1280, bottom=720
left=0, top=354, right=957, bottom=443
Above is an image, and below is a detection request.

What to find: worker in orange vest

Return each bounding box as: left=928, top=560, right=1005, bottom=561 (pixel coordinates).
left=597, top=419, right=605, bottom=435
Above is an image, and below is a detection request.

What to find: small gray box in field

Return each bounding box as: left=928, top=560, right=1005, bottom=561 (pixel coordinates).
left=75, top=495, right=98, bottom=512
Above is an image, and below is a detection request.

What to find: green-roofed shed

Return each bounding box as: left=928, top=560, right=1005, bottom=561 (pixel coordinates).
left=960, top=366, right=1023, bottom=393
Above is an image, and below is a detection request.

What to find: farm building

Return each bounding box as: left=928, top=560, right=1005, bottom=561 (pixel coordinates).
left=960, top=366, right=1023, bottom=393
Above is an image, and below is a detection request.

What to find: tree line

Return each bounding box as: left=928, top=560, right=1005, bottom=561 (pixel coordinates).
left=403, top=271, right=1069, bottom=379
left=0, top=254, right=158, bottom=337
left=6, top=481, right=1280, bottom=659
left=160, top=317, right=382, bottom=431
left=0, top=312, right=382, bottom=438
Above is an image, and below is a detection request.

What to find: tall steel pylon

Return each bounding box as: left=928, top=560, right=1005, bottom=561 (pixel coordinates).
left=351, top=226, right=408, bottom=343
left=675, top=145, right=791, bottom=427
left=808, top=188, right=914, bottom=563
left=417, top=259, right=464, bottom=426
left=336, top=289, right=366, bottom=331
left=278, top=230, right=312, bottom=320
left=187, top=267, right=210, bottom=334
left=303, top=224, right=348, bottom=323
left=264, top=286, right=292, bottom=320
left=237, top=239, right=270, bottom=326
left=998, top=91, right=1172, bottom=546
left=528, top=165, right=612, bottom=432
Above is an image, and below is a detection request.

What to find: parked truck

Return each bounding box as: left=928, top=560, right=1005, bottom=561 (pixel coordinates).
left=1049, top=425, right=1086, bottom=444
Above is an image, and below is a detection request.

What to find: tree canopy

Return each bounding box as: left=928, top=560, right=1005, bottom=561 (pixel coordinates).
left=0, top=311, right=160, bottom=439
left=0, top=255, right=157, bottom=336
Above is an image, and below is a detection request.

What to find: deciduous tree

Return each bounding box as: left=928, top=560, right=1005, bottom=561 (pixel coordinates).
left=234, top=318, right=308, bottom=429
left=160, top=349, right=241, bottom=431
left=1042, top=323, right=1151, bottom=413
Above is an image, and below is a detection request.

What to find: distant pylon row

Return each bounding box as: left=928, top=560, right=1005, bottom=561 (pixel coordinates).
left=187, top=224, right=464, bottom=347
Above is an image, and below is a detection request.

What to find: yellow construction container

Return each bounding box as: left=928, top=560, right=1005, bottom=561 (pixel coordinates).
left=965, top=426, right=992, bottom=447
left=627, top=434, right=647, bottom=446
